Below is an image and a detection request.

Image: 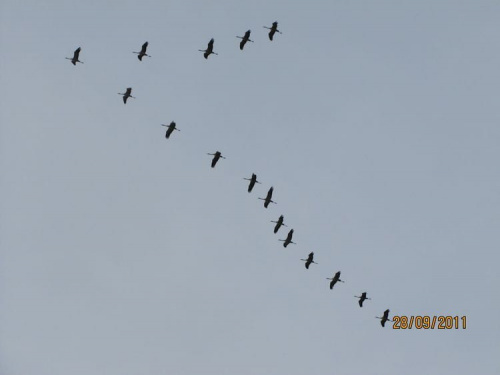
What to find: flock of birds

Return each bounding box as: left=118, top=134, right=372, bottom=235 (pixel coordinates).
left=66, top=21, right=392, bottom=328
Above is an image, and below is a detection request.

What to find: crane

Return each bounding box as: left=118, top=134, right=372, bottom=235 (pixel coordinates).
left=376, top=309, right=391, bottom=327
left=258, top=187, right=276, bottom=208
left=207, top=151, right=225, bottom=168
left=326, top=271, right=344, bottom=289
left=354, top=292, right=371, bottom=307
left=279, top=229, right=295, bottom=248
left=199, top=38, right=218, bottom=59
left=236, top=30, right=254, bottom=50
left=271, top=215, right=287, bottom=233
left=161, top=122, right=180, bottom=139
left=118, top=87, right=135, bottom=104
left=133, top=42, right=150, bottom=61
left=66, top=47, right=83, bottom=65
left=263, top=22, right=282, bottom=41
left=243, top=173, right=261, bottom=192
left=301, top=252, right=317, bottom=269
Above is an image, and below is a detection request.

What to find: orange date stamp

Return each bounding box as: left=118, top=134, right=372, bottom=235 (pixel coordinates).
left=392, top=316, right=467, bottom=329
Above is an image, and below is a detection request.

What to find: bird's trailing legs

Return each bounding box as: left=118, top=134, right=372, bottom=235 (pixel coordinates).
left=243, top=176, right=261, bottom=184
left=258, top=197, right=277, bottom=203
left=301, top=258, right=318, bottom=264
left=161, top=124, right=180, bottom=130
left=117, top=92, right=135, bottom=99
left=270, top=219, right=287, bottom=226
left=199, top=50, right=218, bottom=55
left=133, top=51, right=151, bottom=58
left=263, top=25, right=282, bottom=33
left=236, top=35, right=254, bottom=43
left=65, top=57, right=83, bottom=64
left=326, top=278, right=345, bottom=283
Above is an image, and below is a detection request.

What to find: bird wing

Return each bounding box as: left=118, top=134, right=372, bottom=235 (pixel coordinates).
left=142, top=42, right=148, bottom=52
left=74, top=47, right=81, bottom=59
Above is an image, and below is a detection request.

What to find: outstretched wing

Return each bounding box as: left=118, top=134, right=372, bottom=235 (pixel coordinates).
left=73, top=47, right=81, bottom=59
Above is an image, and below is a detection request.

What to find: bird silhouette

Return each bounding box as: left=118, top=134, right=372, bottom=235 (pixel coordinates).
left=236, top=30, right=254, bottom=50
left=207, top=151, right=225, bottom=168
left=65, top=47, right=83, bottom=65
left=133, top=41, right=150, bottom=61
left=199, top=38, right=218, bottom=59
left=301, top=252, right=317, bottom=269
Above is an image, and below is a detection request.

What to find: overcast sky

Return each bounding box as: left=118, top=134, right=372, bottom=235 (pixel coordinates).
left=1, top=0, right=499, bottom=374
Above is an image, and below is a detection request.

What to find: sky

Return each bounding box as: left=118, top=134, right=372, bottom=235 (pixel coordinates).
left=1, top=0, right=499, bottom=374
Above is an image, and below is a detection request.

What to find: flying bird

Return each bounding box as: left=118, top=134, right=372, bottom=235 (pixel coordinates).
left=161, top=122, right=180, bottom=139
left=263, top=21, right=282, bottom=41
left=258, top=187, right=276, bottom=208
left=199, top=38, right=218, bottom=59
left=354, top=292, right=371, bottom=308
left=243, top=173, right=261, bottom=192
left=279, top=229, right=295, bottom=248
left=236, top=30, right=254, bottom=50
left=326, top=271, right=344, bottom=289
left=133, top=42, right=150, bottom=61
left=66, top=47, right=83, bottom=65
left=118, top=87, right=135, bottom=104
left=376, top=309, right=391, bottom=327
left=270, top=215, right=286, bottom=233
left=301, top=252, right=317, bottom=269
left=207, top=151, right=225, bottom=168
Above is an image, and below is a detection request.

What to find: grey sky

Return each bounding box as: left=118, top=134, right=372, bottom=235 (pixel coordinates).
left=1, top=0, right=499, bottom=374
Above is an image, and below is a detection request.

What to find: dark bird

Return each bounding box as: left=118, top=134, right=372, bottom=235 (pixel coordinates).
left=66, top=47, right=83, bottom=65
left=354, top=292, right=371, bottom=308
left=279, top=229, right=295, bottom=248
left=207, top=151, right=225, bottom=168
left=161, top=121, right=180, bottom=139
left=270, top=215, right=287, bottom=234
left=199, top=38, right=218, bottom=59
left=326, top=271, right=344, bottom=289
left=301, top=252, right=317, bottom=269
left=258, top=187, right=276, bottom=208
left=243, top=173, right=261, bottom=192
left=118, top=87, right=135, bottom=104
left=133, top=42, right=150, bottom=61
left=263, top=21, right=282, bottom=41
left=236, top=30, right=254, bottom=50
left=376, top=309, right=391, bottom=327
